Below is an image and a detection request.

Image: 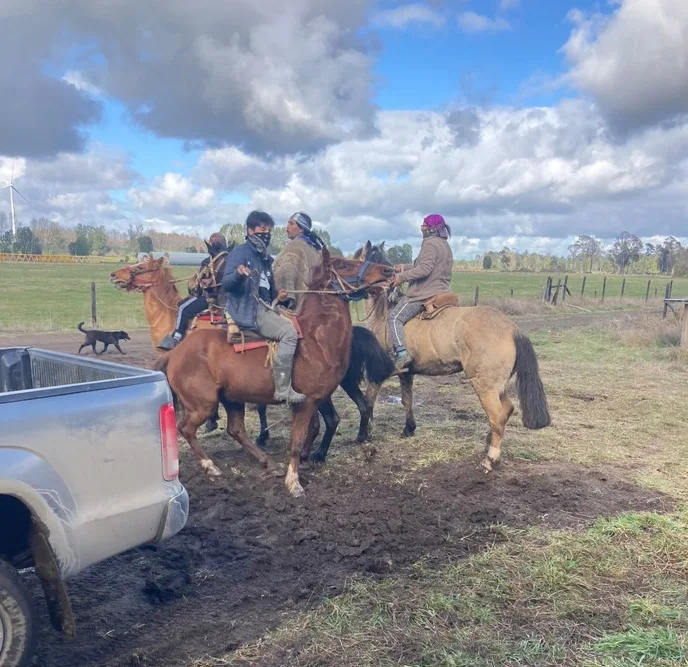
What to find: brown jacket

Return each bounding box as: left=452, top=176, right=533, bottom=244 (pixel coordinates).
left=273, top=237, right=322, bottom=306
left=398, top=235, right=453, bottom=302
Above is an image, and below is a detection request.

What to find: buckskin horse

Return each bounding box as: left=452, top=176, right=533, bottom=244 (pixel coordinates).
left=110, top=254, right=394, bottom=452
left=154, top=248, right=394, bottom=497
left=354, top=241, right=551, bottom=473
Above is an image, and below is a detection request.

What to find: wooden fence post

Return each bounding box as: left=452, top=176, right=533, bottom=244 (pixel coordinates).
left=620, top=278, right=626, bottom=301
left=474, top=286, right=479, bottom=306
left=581, top=275, right=587, bottom=298
left=663, top=284, right=670, bottom=319
left=645, top=280, right=651, bottom=303
left=669, top=280, right=674, bottom=298
left=91, top=282, right=97, bottom=327
left=655, top=288, right=658, bottom=298
left=594, top=290, right=597, bottom=299
left=552, top=279, right=562, bottom=305
left=510, top=288, right=514, bottom=298
left=681, top=304, right=688, bottom=350
left=601, top=276, right=607, bottom=303
left=562, top=275, right=569, bottom=302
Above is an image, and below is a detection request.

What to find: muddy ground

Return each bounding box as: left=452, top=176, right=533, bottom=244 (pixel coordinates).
left=1, top=309, right=671, bottom=667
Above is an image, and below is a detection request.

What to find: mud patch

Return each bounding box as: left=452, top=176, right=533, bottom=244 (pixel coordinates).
left=32, top=450, right=671, bottom=667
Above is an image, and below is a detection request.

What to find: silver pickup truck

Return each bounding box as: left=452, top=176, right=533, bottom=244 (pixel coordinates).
left=0, top=347, right=189, bottom=667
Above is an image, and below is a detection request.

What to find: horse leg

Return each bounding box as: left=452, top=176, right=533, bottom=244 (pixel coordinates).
left=300, top=410, right=321, bottom=465
left=286, top=401, right=318, bottom=498
left=178, top=405, right=222, bottom=478
left=341, top=374, right=372, bottom=444
left=220, top=398, right=278, bottom=471
left=205, top=403, right=219, bottom=433
left=399, top=373, right=416, bottom=437
left=364, top=381, right=382, bottom=438
left=310, top=397, right=339, bottom=463
left=472, top=382, right=512, bottom=473
left=256, top=404, right=270, bottom=448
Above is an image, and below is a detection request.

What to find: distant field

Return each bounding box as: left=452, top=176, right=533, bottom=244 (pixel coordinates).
left=1, top=263, right=686, bottom=332
left=452, top=271, right=686, bottom=300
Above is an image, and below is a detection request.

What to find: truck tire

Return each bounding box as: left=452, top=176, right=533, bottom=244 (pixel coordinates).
left=0, top=559, right=36, bottom=667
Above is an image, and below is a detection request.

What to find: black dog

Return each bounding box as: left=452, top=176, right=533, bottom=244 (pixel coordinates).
left=77, top=322, right=131, bottom=355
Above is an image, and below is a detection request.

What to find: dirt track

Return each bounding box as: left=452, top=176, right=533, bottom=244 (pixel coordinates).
left=1, top=309, right=669, bottom=667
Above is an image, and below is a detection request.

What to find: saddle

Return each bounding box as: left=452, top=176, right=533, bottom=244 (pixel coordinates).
left=416, top=292, right=460, bottom=321
left=189, top=307, right=303, bottom=354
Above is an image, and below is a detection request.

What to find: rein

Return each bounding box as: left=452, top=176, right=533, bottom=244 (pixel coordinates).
left=285, top=265, right=379, bottom=303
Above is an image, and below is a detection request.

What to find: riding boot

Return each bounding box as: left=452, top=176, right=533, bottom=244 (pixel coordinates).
left=272, top=344, right=307, bottom=404
left=393, top=349, right=412, bottom=374
left=157, top=334, right=180, bottom=351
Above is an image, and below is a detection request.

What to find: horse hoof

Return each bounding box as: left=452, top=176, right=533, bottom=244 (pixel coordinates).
left=480, top=458, right=493, bottom=473
left=203, top=462, right=222, bottom=477
left=288, top=483, right=305, bottom=498
left=205, top=420, right=218, bottom=433
left=309, top=452, right=326, bottom=464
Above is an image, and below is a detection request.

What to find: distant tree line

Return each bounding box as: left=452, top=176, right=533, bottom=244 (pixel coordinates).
left=0, top=214, right=685, bottom=276
left=470, top=232, right=688, bottom=277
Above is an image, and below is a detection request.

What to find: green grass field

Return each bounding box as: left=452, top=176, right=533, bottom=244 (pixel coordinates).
left=1, top=262, right=687, bottom=332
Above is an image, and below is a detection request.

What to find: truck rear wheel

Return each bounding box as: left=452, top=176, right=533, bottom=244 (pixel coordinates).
left=0, top=559, right=36, bottom=667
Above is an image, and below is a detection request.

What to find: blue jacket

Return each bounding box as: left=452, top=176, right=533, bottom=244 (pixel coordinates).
left=222, top=241, right=276, bottom=330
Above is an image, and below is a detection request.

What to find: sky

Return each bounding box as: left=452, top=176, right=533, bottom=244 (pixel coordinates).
left=1, top=0, right=687, bottom=257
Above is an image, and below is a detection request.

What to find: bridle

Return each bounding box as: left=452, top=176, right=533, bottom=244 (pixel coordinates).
left=328, top=260, right=378, bottom=302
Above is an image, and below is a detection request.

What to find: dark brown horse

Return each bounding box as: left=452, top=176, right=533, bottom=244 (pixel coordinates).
left=158, top=249, right=394, bottom=497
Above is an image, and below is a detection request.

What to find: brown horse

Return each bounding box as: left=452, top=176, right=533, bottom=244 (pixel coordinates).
left=156, top=249, right=394, bottom=497
left=110, top=255, right=182, bottom=349
left=110, top=255, right=395, bottom=451
left=354, top=241, right=551, bottom=472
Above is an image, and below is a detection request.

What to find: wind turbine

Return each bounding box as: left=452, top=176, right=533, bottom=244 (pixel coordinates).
left=0, top=162, right=29, bottom=238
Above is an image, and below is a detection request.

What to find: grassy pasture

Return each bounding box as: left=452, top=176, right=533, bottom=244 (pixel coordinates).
left=194, top=319, right=688, bottom=667
left=2, top=261, right=687, bottom=332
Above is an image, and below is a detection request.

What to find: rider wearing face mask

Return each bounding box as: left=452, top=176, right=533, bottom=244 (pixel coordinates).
left=222, top=210, right=306, bottom=404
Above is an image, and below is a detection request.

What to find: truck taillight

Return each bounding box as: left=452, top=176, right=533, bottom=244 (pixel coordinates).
left=159, top=403, right=179, bottom=481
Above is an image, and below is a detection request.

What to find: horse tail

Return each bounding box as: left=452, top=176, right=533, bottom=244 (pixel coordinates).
left=513, top=330, right=551, bottom=430
left=344, top=325, right=394, bottom=387
left=77, top=321, right=88, bottom=333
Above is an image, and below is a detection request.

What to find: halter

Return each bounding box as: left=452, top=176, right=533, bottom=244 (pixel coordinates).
left=328, top=261, right=378, bottom=302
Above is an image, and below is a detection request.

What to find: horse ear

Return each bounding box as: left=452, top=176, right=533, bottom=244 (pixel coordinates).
left=379, top=241, right=386, bottom=251
left=156, top=256, right=166, bottom=266
left=365, top=240, right=372, bottom=252
left=204, top=240, right=211, bottom=252
left=353, top=247, right=362, bottom=260
left=321, top=244, right=331, bottom=267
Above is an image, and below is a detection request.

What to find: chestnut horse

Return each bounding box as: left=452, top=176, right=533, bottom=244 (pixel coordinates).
left=354, top=241, right=551, bottom=473
left=110, top=255, right=394, bottom=451
left=157, top=249, right=394, bottom=496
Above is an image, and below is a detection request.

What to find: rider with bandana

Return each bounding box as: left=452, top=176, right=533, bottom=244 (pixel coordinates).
left=389, top=214, right=454, bottom=372
left=222, top=210, right=306, bottom=404
left=273, top=212, right=324, bottom=310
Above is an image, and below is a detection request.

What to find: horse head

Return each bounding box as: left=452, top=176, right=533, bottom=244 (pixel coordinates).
left=354, top=240, right=402, bottom=304
left=110, top=255, right=169, bottom=292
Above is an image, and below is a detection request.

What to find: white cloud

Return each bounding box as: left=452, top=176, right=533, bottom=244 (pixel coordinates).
left=372, top=4, right=446, bottom=30
left=499, top=0, right=520, bottom=10
left=458, top=11, right=511, bottom=33
left=188, top=103, right=688, bottom=252
left=563, top=0, right=688, bottom=132
left=128, top=174, right=215, bottom=217
left=62, top=71, right=103, bottom=98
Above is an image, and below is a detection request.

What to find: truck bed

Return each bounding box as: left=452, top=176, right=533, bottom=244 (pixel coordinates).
left=0, top=347, right=162, bottom=402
